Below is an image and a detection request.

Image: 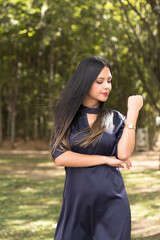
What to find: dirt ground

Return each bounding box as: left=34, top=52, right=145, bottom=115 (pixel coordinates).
left=0, top=139, right=49, bottom=151
left=1, top=153, right=160, bottom=178
left=0, top=142, right=159, bottom=178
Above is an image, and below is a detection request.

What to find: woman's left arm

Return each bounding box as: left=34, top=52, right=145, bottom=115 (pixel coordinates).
left=117, top=95, right=143, bottom=160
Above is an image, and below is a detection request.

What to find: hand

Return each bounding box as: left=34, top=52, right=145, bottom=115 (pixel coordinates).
left=106, top=156, right=132, bottom=169
left=127, top=95, right=143, bottom=113
left=122, top=159, right=132, bottom=169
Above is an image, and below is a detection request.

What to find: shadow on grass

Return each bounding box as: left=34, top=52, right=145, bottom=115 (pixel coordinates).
left=0, top=161, right=65, bottom=239
left=0, top=157, right=160, bottom=239
left=132, top=233, right=160, bottom=240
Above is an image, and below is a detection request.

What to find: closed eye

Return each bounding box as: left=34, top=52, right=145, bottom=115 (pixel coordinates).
left=96, top=81, right=103, bottom=84
left=96, top=81, right=112, bottom=84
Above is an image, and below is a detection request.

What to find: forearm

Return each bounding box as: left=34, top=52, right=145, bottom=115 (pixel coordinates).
left=117, top=109, right=139, bottom=160
left=55, top=151, right=108, bottom=167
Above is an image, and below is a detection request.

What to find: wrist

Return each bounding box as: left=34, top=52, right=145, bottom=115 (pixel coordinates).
left=126, top=110, right=138, bottom=126
left=103, top=156, right=109, bottom=165
left=124, top=123, right=136, bottom=129
left=127, top=108, right=139, bottom=115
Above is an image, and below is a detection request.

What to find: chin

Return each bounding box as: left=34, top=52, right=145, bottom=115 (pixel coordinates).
left=100, top=98, right=108, bottom=102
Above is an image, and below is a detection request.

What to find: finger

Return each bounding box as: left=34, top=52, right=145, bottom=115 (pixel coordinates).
left=127, top=161, right=132, bottom=169
left=126, top=159, right=131, bottom=168
left=128, top=161, right=132, bottom=168
left=126, top=161, right=131, bottom=169
left=126, top=162, right=130, bottom=169
left=118, top=164, right=125, bottom=168
left=128, top=160, right=132, bottom=168
left=126, top=163, right=130, bottom=169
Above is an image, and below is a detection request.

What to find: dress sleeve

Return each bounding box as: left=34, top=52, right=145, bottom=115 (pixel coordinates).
left=111, top=111, right=126, bottom=159
left=51, top=133, right=67, bottom=161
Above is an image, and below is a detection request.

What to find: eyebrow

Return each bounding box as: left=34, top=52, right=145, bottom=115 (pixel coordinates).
left=96, top=77, right=112, bottom=80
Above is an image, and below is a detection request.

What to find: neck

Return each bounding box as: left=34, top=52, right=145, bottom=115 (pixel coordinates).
left=82, top=101, right=101, bottom=108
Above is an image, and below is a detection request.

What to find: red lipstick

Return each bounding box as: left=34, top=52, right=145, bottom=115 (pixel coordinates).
left=102, top=92, right=109, bottom=96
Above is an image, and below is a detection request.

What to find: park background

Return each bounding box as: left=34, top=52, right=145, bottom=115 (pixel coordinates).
left=0, top=0, right=160, bottom=239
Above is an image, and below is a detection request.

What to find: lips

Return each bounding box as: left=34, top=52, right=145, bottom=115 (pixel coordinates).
left=102, top=92, right=109, bottom=96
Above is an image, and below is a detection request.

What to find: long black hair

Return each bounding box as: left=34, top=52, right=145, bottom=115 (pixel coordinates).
left=51, top=56, right=112, bottom=155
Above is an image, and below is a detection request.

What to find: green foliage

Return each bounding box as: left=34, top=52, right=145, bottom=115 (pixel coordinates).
left=0, top=0, right=159, bottom=143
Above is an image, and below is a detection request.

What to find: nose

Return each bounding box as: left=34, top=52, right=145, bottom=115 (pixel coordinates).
left=104, top=81, right=111, bottom=89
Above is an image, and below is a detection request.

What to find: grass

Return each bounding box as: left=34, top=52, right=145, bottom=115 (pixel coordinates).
left=123, top=169, right=160, bottom=239
left=0, top=156, right=159, bottom=240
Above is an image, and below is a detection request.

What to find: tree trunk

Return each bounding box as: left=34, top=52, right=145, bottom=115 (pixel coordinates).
left=33, top=106, right=38, bottom=140
left=49, top=37, right=54, bottom=115
left=25, top=103, right=30, bottom=141
left=47, top=36, right=55, bottom=141
left=7, top=103, right=11, bottom=140
left=10, top=42, right=18, bottom=148
left=11, top=104, right=16, bottom=148
left=0, top=88, right=2, bottom=145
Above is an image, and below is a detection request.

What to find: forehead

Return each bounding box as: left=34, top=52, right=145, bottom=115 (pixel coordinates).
left=97, top=66, right=112, bottom=77
left=97, top=67, right=112, bottom=78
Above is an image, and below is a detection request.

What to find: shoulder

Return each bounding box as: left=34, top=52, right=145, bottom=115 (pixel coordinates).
left=112, top=109, right=126, bottom=122
left=104, top=107, right=126, bottom=128
left=104, top=107, right=126, bottom=119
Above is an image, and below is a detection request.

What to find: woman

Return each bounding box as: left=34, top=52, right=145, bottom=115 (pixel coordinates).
left=51, top=56, right=143, bottom=240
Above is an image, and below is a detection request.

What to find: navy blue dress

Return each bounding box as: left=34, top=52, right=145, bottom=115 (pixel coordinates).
left=51, top=104, right=131, bottom=240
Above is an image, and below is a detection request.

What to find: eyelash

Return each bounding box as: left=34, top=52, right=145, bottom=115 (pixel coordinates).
left=96, top=81, right=112, bottom=84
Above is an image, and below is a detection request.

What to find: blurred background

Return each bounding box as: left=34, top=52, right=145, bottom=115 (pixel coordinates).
left=0, top=0, right=160, bottom=239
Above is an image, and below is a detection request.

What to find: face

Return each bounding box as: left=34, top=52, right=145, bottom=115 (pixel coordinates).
left=84, top=66, right=112, bottom=106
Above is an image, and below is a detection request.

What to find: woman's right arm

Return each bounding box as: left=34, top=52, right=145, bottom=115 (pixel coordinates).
left=54, top=151, right=132, bottom=169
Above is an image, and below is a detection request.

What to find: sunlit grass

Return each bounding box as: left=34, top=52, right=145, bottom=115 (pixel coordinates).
left=122, top=169, right=160, bottom=239
left=0, top=156, right=160, bottom=239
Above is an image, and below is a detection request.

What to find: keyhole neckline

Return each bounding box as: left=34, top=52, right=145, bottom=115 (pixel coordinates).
left=79, top=103, right=102, bottom=114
